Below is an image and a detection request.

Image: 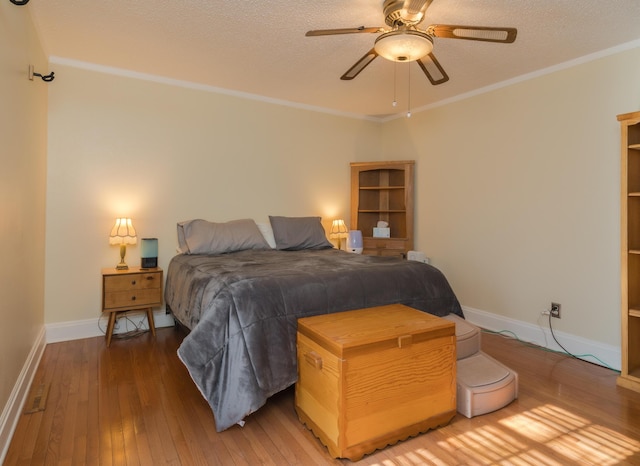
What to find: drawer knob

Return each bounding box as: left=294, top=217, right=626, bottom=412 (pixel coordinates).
left=304, top=351, right=323, bottom=370
left=146, top=275, right=154, bottom=281
left=131, top=280, right=136, bottom=285
left=131, top=296, right=136, bottom=301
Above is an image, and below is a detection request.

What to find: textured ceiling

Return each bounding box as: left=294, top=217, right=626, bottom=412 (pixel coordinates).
left=27, top=0, right=640, bottom=119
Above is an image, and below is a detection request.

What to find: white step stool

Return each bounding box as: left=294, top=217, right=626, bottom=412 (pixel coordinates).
left=444, top=314, right=518, bottom=418
left=443, top=313, right=481, bottom=359
left=456, top=351, right=518, bottom=418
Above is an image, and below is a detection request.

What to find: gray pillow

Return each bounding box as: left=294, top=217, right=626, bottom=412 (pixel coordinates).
left=178, top=219, right=270, bottom=255
left=268, top=216, right=333, bottom=251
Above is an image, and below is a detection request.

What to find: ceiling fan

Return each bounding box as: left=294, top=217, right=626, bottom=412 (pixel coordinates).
left=306, top=0, right=517, bottom=85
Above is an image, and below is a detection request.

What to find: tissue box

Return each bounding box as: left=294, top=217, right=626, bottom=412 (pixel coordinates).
left=373, top=227, right=390, bottom=238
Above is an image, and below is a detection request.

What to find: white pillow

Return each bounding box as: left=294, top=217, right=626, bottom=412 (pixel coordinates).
left=255, top=222, right=277, bottom=249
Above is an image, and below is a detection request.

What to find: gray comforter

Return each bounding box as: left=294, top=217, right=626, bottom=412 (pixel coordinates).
left=165, top=248, right=463, bottom=431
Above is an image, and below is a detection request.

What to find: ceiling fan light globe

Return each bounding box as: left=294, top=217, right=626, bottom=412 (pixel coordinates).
left=374, top=30, right=433, bottom=62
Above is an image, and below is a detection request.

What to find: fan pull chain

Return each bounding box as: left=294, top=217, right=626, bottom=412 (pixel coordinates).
left=407, top=64, right=412, bottom=118
left=392, top=61, right=398, bottom=107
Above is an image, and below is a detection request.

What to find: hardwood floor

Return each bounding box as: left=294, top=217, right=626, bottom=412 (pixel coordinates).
left=5, top=325, right=640, bottom=465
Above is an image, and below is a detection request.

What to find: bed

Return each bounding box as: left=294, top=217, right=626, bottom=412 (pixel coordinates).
left=164, top=217, right=463, bottom=432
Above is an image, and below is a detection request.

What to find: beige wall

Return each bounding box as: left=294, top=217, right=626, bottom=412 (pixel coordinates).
left=0, top=2, right=47, bottom=419
left=381, top=46, right=640, bottom=346
left=42, top=39, right=640, bottom=349
left=44, top=65, right=382, bottom=323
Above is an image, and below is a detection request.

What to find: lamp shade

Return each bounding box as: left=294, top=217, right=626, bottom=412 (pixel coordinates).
left=374, top=29, right=433, bottom=62
left=329, top=219, right=349, bottom=251
left=109, top=218, right=137, bottom=245
left=329, top=219, right=349, bottom=238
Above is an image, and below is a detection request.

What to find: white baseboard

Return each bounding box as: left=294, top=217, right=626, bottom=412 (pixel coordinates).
left=462, top=305, right=621, bottom=371
left=45, top=306, right=620, bottom=371
left=0, top=326, right=46, bottom=464
left=45, top=310, right=176, bottom=344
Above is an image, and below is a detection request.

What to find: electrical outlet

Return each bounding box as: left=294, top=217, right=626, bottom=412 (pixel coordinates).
left=550, top=302, right=561, bottom=319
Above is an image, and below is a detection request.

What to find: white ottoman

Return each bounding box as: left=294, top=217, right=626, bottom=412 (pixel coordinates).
left=456, top=351, right=518, bottom=418
left=443, top=314, right=481, bottom=360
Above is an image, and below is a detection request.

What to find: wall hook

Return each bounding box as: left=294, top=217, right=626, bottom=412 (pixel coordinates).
left=29, top=65, right=55, bottom=82
left=10, top=0, right=30, bottom=5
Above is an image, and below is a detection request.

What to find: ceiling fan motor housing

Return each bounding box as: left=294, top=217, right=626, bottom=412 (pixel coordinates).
left=383, top=0, right=425, bottom=26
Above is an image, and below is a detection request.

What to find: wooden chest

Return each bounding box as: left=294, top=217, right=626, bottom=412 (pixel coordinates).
left=295, top=304, right=456, bottom=461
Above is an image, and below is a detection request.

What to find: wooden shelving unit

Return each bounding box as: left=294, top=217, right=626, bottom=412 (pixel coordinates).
left=618, top=111, right=640, bottom=391
left=350, top=161, right=414, bottom=258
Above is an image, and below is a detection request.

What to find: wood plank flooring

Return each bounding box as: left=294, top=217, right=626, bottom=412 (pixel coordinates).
left=5, top=325, right=640, bottom=465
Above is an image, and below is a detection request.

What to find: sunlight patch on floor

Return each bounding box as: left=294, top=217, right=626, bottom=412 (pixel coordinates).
left=499, top=404, right=640, bottom=465
left=404, top=448, right=448, bottom=465
left=372, top=403, right=640, bottom=465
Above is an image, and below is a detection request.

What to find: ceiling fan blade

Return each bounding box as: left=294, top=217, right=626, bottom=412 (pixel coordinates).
left=340, top=49, right=379, bottom=80
left=401, top=0, right=434, bottom=24
left=417, top=53, right=449, bottom=85
left=306, top=26, right=383, bottom=37
left=429, top=25, right=517, bottom=43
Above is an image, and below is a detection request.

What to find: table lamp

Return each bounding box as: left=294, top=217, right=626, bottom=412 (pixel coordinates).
left=109, top=218, right=137, bottom=270
left=329, top=219, right=349, bottom=251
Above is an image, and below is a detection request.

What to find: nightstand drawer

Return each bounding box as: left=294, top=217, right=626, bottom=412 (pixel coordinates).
left=363, top=238, right=406, bottom=250
left=101, top=266, right=163, bottom=346
left=363, top=249, right=405, bottom=258
left=101, top=267, right=163, bottom=311
left=103, top=288, right=162, bottom=310
left=362, top=238, right=408, bottom=258
left=103, top=272, right=162, bottom=292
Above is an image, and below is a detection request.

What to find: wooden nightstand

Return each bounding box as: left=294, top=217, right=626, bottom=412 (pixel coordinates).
left=101, top=266, right=163, bottom=347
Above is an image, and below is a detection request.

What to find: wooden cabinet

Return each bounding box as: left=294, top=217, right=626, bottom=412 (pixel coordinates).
left=619, top=111, right=640, bottom=392
left=295, top=304, right=456, bottom=461
left=102, top=266, right=163, bottom=347
left=350, top=161, right=414, bottom=258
